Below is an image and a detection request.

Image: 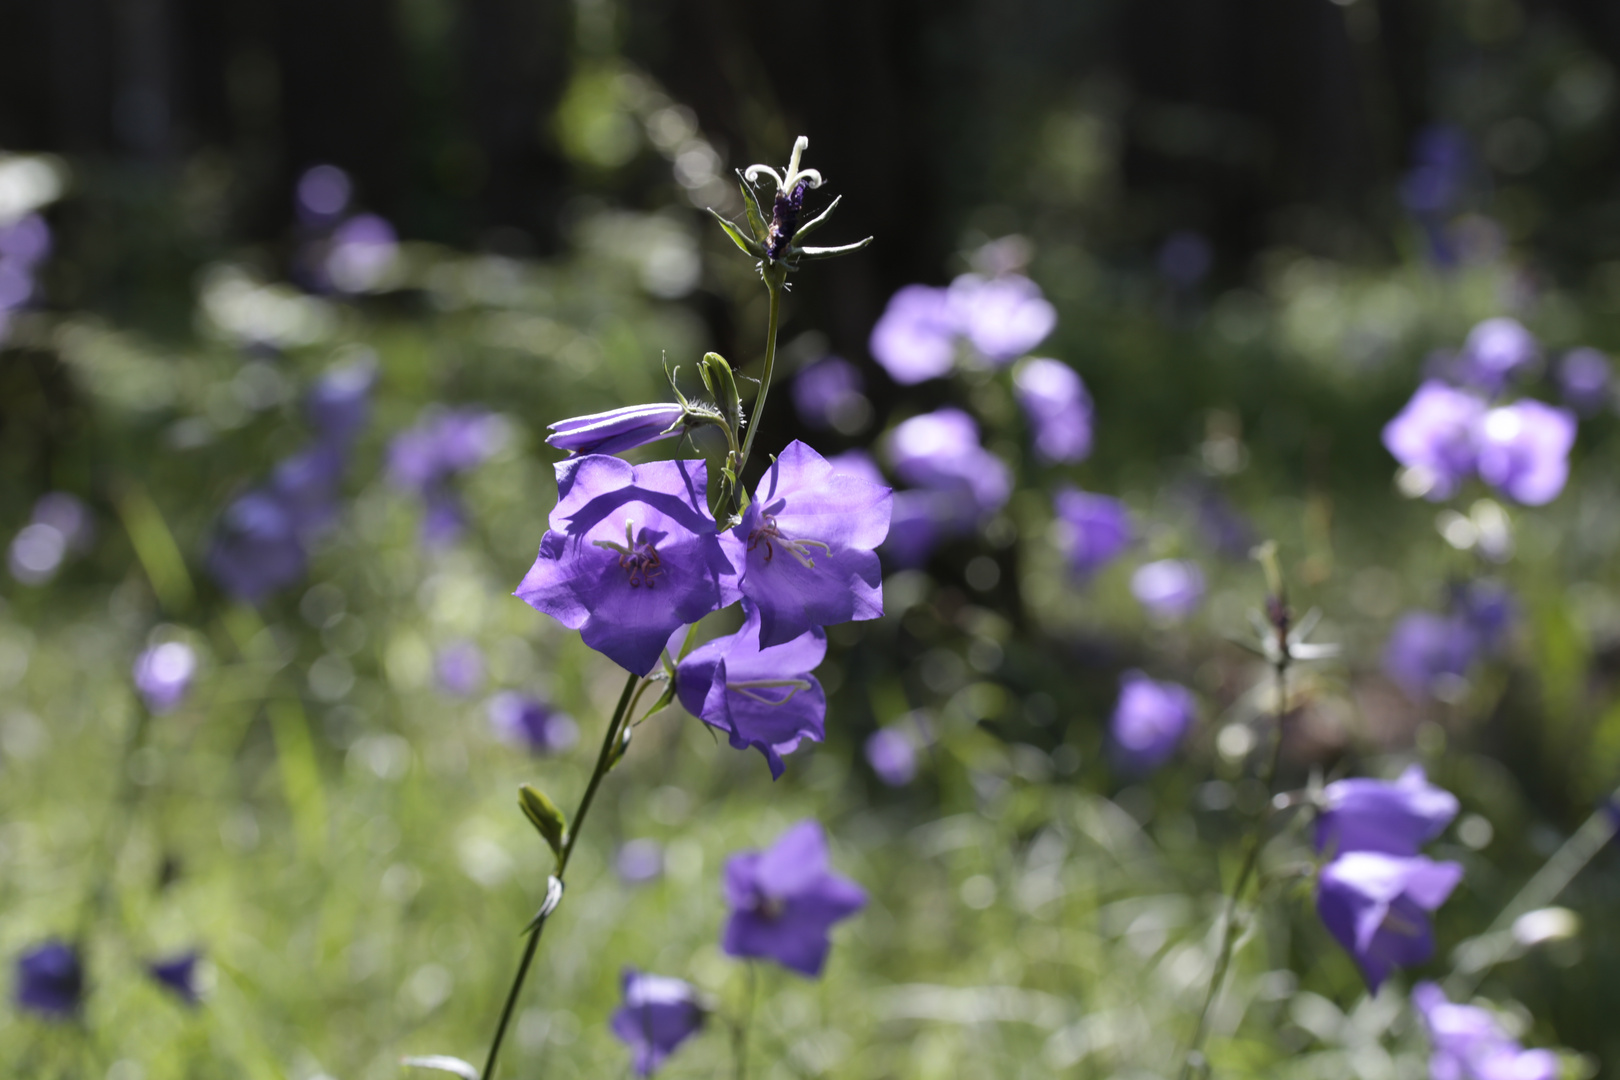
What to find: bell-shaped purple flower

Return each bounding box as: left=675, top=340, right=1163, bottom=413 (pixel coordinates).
left=1475, top=399, right=1576, bottom=506
left=948, top=274, right=1056, bottom=363
left=887, top=408, right=1012, bottom=515
left=389, top=407, right=507, bottom=545
left=728, top=440, right=891, bottom=648
left=133, top=642, right=199, bottom=715
left=1110, top=671, right=1196, bottom=773
left=865, top=728, right=918, bottom=787
left=1315, top=766, right=1459, bottom=858
left=1131, top=559, right=1205, bottom=621
left=1014, top=358, right=1092, bottom=463
left=869, top=285, right=959, bottom=385
left=547, top=403, right=686, bottom=457
left=610, top=968, right=706, bottom=1077
left=307, top=353, right=377, bottom=447
left=1412, top=982, right=1560, bottom=1080
left=208, top=490, right=309, bottom=603
left=721, top=820, right=867, bottom=977
left=792, top=357, right=869, bottom=431
left=1316, top=851, right=1462, bottom=992
left=1384, top=612, right=1478, bottom=700
left=1458, top=317, right=1538, bottom=393
left=487, top=691, right=578, bottom=754
left=517, top=456, right=738, bottom=676
left=435, top=640, right=485, bottom=697
left=146, top=951, right=202, bottom=1006
left=1052, top=488, right=1131, bottom=580
left=15, top=940, right=82, bottom=1018
left=1383, top=381, right=1486, bottom=501
left=1557, top=347, right=1611, bottom=417
left=676, top=604, right=826, bottom=778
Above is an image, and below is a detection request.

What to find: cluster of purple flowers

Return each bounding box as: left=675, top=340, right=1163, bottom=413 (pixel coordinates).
left=0, top=212, right=50, bottom=344
left=209, top=356, right=376, bottom=603
left=868, top=272, right=1056, bottom=384
left=292, top=164, right=401, bottom=295
left=7, top=492, right=93, bottom=586
left=388, top=407, right=507, bottom=546
left=1313, top=766, right=1462, bottom=991
left=14, top=941, right=201, bottom=1019
left=1384, top=579, right=1514, bottom=701
left=1413, top=982, right=1558, bottom=1080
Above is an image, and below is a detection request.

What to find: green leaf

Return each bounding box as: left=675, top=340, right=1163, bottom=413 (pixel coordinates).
left=736, top=171, right=769, bottom=243
left=518, top=785, right=567, bottom=866
left=790, top=194, right=841, bottom=245
left=795, top=236, right=873, bottom=261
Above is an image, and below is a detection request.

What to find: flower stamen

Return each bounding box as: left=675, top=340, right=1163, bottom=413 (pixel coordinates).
left=747, top=513, right=831, bottom=569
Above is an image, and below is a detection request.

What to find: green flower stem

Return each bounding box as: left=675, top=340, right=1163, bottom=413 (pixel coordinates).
left=734, top=265, right=787, bottom=510
left=77, top=702, right=157, bottom=941
left=481, top=670, right=640, bottom=1080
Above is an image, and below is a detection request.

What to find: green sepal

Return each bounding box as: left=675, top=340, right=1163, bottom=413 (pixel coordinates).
left=700, top=352, right=744, bottom=439
left=707, top=207, right=764, bottom=258
left=794, top=236, right=874, bottom=262
left=518, top=785, right=567, bottom=867
left=736, top=170, right=769, bottom=244
left=607, top=722, right=634, bottom=769
left=790, top=194, right=842, bottom=246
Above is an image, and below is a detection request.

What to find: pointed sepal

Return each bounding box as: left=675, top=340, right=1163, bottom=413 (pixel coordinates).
left=790, top=194, right=842, bottom=246
left=736, top=171, right=769, bottom=244
left=707, top=207, right=764, bottom=258
left=795, top=236, right=873, bottom=261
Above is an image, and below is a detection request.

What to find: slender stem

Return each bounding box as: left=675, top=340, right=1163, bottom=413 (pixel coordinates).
left=732, top=962, right=758, bottom=1080
left=736, top=272, right=784, bottom=483
left=77, top=703, right=156, bottom=940
left=481, top=671, right=640, bottom=1080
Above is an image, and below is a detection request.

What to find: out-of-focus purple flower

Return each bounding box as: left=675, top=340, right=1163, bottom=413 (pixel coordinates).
left=435, top=641, right=485, bottom=697
left=887, top=408, right=1011, bottom=516
left=0, top=213, right=52, bottom=269
left=1400, top=126, right=1471, bottom=266
left=1474, top=400, right=1576, bottom=506
left=879, top=490, right=957, bottom=569
left=146, top=951, right=202, bottom=1006
left=296, top=164, right=352, bottom=223
left=792, top=356, right=869, bottom=431
left=948, top=274, right=1056, bottom=363
left=610, top=968, right=705, bottom=1077
left=516, top=456, right=739, bottom=676
left=547, top=403, right=686, bottom=457
left=1384, top=611, right=1477, bottom=700
left=487, top=691, right=578, bottom=754
left=32, top=492, right=94, bottom=551
left=865, top=728, right=917, bottom=786
left=307, top=353, right=378, bottom=446
left=15, top=941, right=82, bottom=1018
left=1052, top=488, right=1131, bottom=580
left=389, top=408, right=507, bottom=545
left=1157, top=231, right=1213, bottom=288
left=869, top=285, right=959, bottom=385
left=208, top=491, right=309, bottom=604
left=1110, top=671, right=1195, bottom=773
left=326, top=213, right=399, bottom=293
left=1315, top=766, right=1459, bottom=858
left=1316, top=852, right=1462, bottom=992
left=1557, top=347, right=1611, bottom=417
left=1383, top=381, right=1486, bottom=501
left=133, top=642, right=199, bottom=714
left=825, top=449, right=886, bottom=488
left=617, top=839, right=664, bottom=884
left=1014, top=358, right=1092, bottom=463
left=1454, top=578, right=1515, bottom=650
left=721, top=820, right=866, bottom=977
left=9, top=492, right=94, bottom=585
left=728, top=440, right=891, bottom=648
left=1413, top=982, right=1560, bottom=1080
left=269, top=445, right=346, bottom=538
left=1458, top=317, right=1538, bottom=393
left=676, top=604, right=825, bottom=778
left=1131, top=560, right=1205, bottom=621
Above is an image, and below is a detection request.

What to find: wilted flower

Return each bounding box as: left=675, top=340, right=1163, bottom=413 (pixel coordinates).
left=728, top=440, right=891, bottom=648
left=1412, top=982, right=1560, bottom=1080
left=610, top=968, right=706, bottom=1077
left=721, top=820, right=867, bottom=976
left=547, top=403, right=687, bottom=457
left=146, top=951, right=202, bottom=1006
left=1315, top=766, right=1459, bottom=858
left=1316, top=852, right=1462, bottom=992
left=435, top=641, right=485, bottom=698
left=487, top=691, right=578, bottom=754
left=865, top=728, right=917, bottom=787
left=1383, top=381, right=1486, bottom=501
left=133, top=642, right=199, bottom=714
left=1131, top=559, right=1205, bottom=621
left=1457, top=317, right=1537, bottom=393
left=15, top=940, right=82, bottom=1018
left=792, top=356, right=869, bottom=432
left=887, top=408, right=1011, bottom=516
left=1052, top=488, right=1131, bottom=580
left=1014, top=358, right=1092, bottom=463
left=1474, top=399, right=1576, bottom=506
left=676, top=604, right=825, bottom=778
left=1557, top=347, right=1611, bottom=416
left=1110, top=671, right=1196, bottom=773
left=1384, top=611, right=1477, bottom=700
left=517, top=456, right=738, bottom=676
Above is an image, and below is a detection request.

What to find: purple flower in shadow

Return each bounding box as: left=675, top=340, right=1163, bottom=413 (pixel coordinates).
left=1315, top=766, right=1459, bottom=858
left=146, top=951, right=202, bottom=1006
left=722, top=820, right=866, bottom=977
left=1384, top=611, right=1478, bottom=700
left=792, top=357, right=868, bottom=431
left=133, top=642, right=199, bottom=715
left=547, top=403, right=686, bottom=457
left=1383, top=381, right=1486, bottom=501
left=1475, top=399, right=1576, bottom=506
left=1557, top=347, right=1611, bottom=417
left=1052, top=488, right=1131, bottom=580
left=1110, top=671, right=1195, bottom=774
left=1316, top=851, right=1462, bottom=992
left=208, top=491, right=309, bottom=604
left=487, top=691, right=578, bottom=754
left=1014, top=358, right=1092, bottom=464
left=307, top=352, right=377, bottom=447
left=15, top=941, right=82, bottom=1018
left=610, top=968, right=705, bottom=1076
left=1413, top=982, right=1560, bottom=1080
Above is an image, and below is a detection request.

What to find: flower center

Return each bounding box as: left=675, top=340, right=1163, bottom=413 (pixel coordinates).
left=593, top=520, right=664, bottom=588
left=747, top=513, right=831, bottom=569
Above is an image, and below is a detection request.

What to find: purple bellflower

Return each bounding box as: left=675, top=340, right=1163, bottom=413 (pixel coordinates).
left=1454, top=579, right=1515, bottom=650
left=1131, top=559, right=1205, bottom=621
left=1557, top=347, right=1611, bottom=417
left=1316, top=851, right=1462, bottom=992
left=296, top=165, right=352, bottom=224
left=1110, top=671, right=1196, bottom=774
left=676, top=604, right=826, bottom=778
left=887, top=408, right=1012, bottom=516
left=389, top=407, right=507, bottom=545
left=728, top=440, right=891, bottom=648
left=1052, top=488, right=1131, bottom=580
left=948, top=274, right=1057, bottom=363
left=721, top=820, right=867, bottom=977
left=1474, top=399, right=1576, bottom=506
left=517, top=456, right=738, bottom=676
left=326, top=213, right=399, bottom=293
left=1315, top=766, right=1460, bottom=858
left=8, top=492, right=94, bottom=586
left=434, top=640, right=485, bottom=697
left=133, top=642, right=199, bottom=715
left=1413, top=982, right=1560, bottom=1080
left=1014, top=358, right=1093, bottom=463
left=487, top=691, right=579, bottom=754
left=865, top=727, right=918, bottom=786
left=880, top=490, right=959, bottom=569
left=610, top=968, right=706, bottom=1077
left=307, top=353, right=378, bottom=446
left=1458, top=317, right=1538, bottom=393
left=792, top=356, right=868, bottom=431
left=869, top=285, right=959, bottom=385
left=146, top=951, right=202, bottom=1006
left=1384, top=611, right=1478, bottom=700
left=15, top=940, right=82, bottom=1018
left=547, top=403, right=686, bottom=457
left=824, top=449, right=885, bottom=488
left=617, top=839, right=665, bottom=884
left=1383, top=381, right=1486, bottom=501
left=208, top=491, right=309, bottom=604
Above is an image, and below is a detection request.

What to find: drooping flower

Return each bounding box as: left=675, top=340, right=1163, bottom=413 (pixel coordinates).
left=1315, top=766, right=1459, bottom=858
left=1384, top=611, right=1478, bottom=700
left=1316, top=851, right=1462, bottom=992
left=1051, top=488, right=1131, bottom=580
left=1382, top=381, right=1486, bottom=501
left=434, top=640, right=485, bottom=697
left=1110, top=671, right=1196, bottom=774
left=1131, top=559, right=1205, bottom=621
left=676, top=604, right=826, bottom=778
left=1474, top=399, right=1576, bottom=506
left=948, top=274, right=1057, bottom=363
left=886, top=408, right=1012, bottom=515
left=610, top=968, right=706, bottom=1077
left=721, top=820, right=867, bottom=977
left=486, top=691, right=579, bottom=754
left=869, top=285, right=959, bottom=385
left=1457, top=317, right=1538, bottom=393
left=208, top=490, right=310, bottom=603
left=146, top=951, right=202, bottom=1006
left=865, top=728, right=918, bottom=787
left=547, top=403, right=687, bottom=457
left=133, top=642, right=199, bottom=715
left=517, top=456, right=738, bottom=676
left=1557, top=347, right=1611, bottom=417
left=15, top=940, right=82, bottom=1018
left=1014, top=358, right=1093, bottom=463
left=792, top=356, right=869, bottom=432
left=1412, top=981, right=1560, bottom=1080
left=728, top=440, right=891, bottom=648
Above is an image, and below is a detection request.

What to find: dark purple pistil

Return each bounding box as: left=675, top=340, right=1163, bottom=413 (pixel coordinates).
left=767, top=183, right=807, bottom=259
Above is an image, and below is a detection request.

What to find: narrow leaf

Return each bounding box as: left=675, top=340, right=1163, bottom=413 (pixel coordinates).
left=706, top=208, right=764, bottom=257
left=736, top=171, right=769, bottom=242
left=790, top=194, right=841, bottom=245
left=401, top=1056, right=480, bottom=1080
left=795, top=236, right=874, bottom=261
left=518, top=785, right=567, bottom=866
